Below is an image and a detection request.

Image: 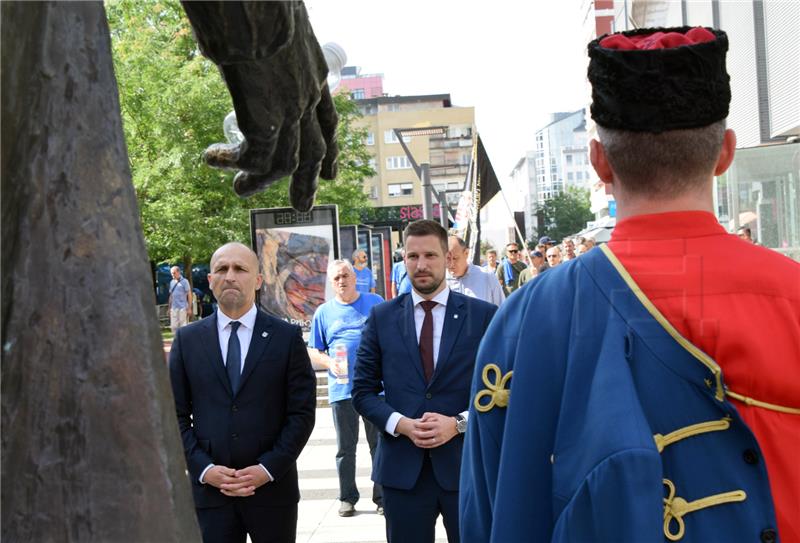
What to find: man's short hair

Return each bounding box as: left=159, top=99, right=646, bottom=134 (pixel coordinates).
left=737, top=226, right=752, bottom=236
left=403, top=220, right=448, bottom=254
left=327, top=259, right=354, bottom=277
left=449, top=235, right=468, bottom=250
left=597, top=120, right=726, bottom=197
left=351, top=249, right=365, bottom=261
left=486, top=249, right=497, bottom=256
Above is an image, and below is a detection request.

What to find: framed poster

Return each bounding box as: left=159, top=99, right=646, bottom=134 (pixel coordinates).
left=370, top=232, right=385, bottom=299
left=357, top=224, right=373, bottom=270
left=339, top=224, right=358, bottom=262
left=250, top=205, right=340, bottom=333
left=371, top=225, right=393, bottom=299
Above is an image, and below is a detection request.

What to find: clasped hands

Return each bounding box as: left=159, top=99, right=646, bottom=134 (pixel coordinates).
left=204, top=465, right=269, bottom=497
left=397, top=412, right=458, bottom=449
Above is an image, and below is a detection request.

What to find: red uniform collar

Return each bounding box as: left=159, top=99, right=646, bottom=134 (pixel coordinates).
left=611, top=211, right=726, bottom=241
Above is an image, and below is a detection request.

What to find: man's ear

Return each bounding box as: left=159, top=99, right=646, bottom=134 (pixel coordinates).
left=255, top=273, right=263, bottom=290
left=590, top=139, right=614, bottom=184
left=714, top=129, right=737, bottom=176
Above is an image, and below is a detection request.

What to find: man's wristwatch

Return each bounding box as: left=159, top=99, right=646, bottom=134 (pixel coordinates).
left=454, top=414, right=467, bottom=434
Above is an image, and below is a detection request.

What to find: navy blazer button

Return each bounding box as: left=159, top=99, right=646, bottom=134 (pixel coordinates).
left=743, top=449, right=759, bottom=465
left=232, top=405, right=238, bottom=411
left=232, top=433, right=238, bottom=439
left=425, top=393, right=432, bottom=399
left=761, top=528, right=777, bottom=543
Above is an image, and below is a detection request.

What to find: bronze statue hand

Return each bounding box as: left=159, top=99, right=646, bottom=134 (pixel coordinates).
left=182, top=1, right=338, bottom=211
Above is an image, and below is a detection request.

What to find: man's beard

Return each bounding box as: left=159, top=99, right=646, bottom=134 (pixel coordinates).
left=411, top=274, right=443, bottom=295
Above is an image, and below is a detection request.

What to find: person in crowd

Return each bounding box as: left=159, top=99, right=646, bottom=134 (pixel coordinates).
left=351, top=249, right=376, bottom=294
left=390, top=248, right=412, bottom=298
left=562, top=238, right=576, bottom=260
left=481, top=249, right=499, bottom=274
left=308, top=260, right=384, bottom=517
left=461, top=26, right=800, bottom=543
left=545, top=246, right=563, bottom=268
left=353, top=220, right=497, bottom=543
left=518, top=250, right=545, bottom=286
left=446, top=236, right=505, bottom=306
left=538, top=236, right=556, bottom=251
left=169, top=266, right=193, bottom=333
left=737, top=226, right=755, bottom=243
left=169, top=242, right=316, bottom=543
left=496, top=242, right=527, bottom=297
left=575, top=240, right=590, bottom=256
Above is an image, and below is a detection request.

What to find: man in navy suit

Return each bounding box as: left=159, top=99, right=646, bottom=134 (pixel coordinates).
left=169, top=242, right=316, bottom=543
left=353, top=220, right=497, bottom=543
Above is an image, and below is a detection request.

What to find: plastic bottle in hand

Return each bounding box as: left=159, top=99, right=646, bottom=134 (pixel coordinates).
left=334, top=344, right=349, bottom=385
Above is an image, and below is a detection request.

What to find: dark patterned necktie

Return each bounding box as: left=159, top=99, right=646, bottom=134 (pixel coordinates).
left=227, top=321, right=241, bottom=394
left=419, top=301, right=437, bottom=382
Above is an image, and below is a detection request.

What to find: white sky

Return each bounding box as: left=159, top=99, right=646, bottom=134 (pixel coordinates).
left=306, top=0, right=592, bottom=183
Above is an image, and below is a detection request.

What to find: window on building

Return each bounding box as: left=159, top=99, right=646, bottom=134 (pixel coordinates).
left=387, top=103, right=400, bottom=112
left=566, top=154, right=573, bottom=165
left=365, top=132, right=374, bottom=145
left=388, top=182, right=413, bottom=197
left=384, top=130, right=411, bottom=144
left=368, top=158, right=377, bottom=170
left=386, top=156, right=412, bottom=170
left=351, top=89, right=365, bottom=100
left=567, top=172, right=574, bottom=182
left=367, top=185, right=378, bottom=199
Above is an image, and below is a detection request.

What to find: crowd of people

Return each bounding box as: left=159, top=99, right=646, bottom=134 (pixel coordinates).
left=166, top=25, right=798, bottom=543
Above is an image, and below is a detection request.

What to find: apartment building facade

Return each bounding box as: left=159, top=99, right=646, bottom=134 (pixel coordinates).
left=354, top=94, right=476, bottom=231
left=511, top=109, right=592, bottom=240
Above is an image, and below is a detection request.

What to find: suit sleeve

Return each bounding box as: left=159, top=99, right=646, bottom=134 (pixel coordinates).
left=352, top=307, right=396, bottom=430
left=168, top=327, right=214, bottom=481
left=258, top=326, right=316, bottom=479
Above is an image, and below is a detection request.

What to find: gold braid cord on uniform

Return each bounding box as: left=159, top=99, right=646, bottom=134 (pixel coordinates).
left=474, top=363, right=512, bottom=413
left=662, top=479, right=746, bottom=541
left=653, top=417, right=731, bottom=453
left=600, top=244, right=800, bottom=414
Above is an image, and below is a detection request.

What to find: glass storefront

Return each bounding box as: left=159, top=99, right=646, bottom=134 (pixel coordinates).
left=716, top=142, right=800, bottom=261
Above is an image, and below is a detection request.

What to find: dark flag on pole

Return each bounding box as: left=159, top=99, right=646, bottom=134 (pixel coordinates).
left=476, top=135, right=501, bottom=207
left=465, top=135, right=502, bottom=264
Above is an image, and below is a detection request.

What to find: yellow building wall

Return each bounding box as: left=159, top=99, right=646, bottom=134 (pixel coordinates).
left=356, top=105, right=475, bottom=208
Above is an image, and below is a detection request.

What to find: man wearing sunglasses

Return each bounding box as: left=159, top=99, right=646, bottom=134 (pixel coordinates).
left=495, top=243, right=527, bottom=297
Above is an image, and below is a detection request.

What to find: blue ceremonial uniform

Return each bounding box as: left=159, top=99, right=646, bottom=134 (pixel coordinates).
left=460, top=247, right=778, bottom=542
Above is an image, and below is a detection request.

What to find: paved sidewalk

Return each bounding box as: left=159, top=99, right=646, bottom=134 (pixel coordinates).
left=296, top=406, right=448, bottom=543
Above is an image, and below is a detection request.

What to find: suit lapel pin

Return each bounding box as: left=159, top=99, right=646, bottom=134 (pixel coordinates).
left=262, top=332, right=268, bottom=338
left=454, top=314, right=459, bottom=319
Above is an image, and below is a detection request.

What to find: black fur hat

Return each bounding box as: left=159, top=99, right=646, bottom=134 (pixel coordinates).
left=588, top=26, right=731, bottom=133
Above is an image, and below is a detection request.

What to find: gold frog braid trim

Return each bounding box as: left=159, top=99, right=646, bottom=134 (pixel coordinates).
left=653, top=417, right=731, bottom=453
left=474, top=363, right=512, bottom=413
left=662, top=479, right=746, bottom=541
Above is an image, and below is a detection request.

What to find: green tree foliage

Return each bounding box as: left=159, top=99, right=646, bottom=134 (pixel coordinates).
left=539, top=187, right=594, bottom=242
left=107, top=0, right=373, bottom=272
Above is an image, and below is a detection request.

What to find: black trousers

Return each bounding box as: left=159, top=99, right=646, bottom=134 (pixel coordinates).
left=196, top=500, right=298, bottom=543
left=382, top=455, right=460, bottom=543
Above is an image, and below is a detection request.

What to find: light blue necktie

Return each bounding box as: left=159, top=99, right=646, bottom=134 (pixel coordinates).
left=226, top=321, right=241, bottom=394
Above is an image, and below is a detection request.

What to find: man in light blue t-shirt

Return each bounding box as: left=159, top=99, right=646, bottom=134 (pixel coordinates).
left=390, top=249, right=412, bottom=298
left=309, top=259, right=384, bottom=517
left=168, top=266, right=192, bottom=333
left=351, top=249, right=376, bottom=294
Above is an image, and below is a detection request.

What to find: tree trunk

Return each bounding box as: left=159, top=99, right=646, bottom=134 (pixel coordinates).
left=1, top=2, right=199, bottom=540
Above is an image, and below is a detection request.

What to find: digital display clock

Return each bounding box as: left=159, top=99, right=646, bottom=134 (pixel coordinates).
left=274, top=210, right=314, bottom=225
